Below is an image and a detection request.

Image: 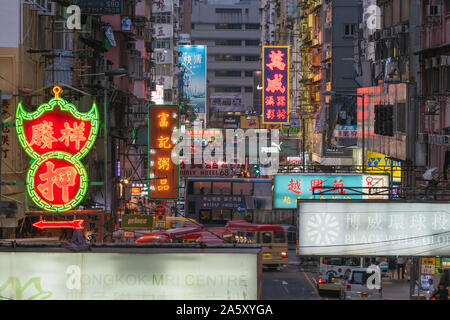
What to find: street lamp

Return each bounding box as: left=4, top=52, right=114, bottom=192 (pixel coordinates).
left=323, top=90, right=366, bottom=173
left=81, top=66, right=127, bottom=239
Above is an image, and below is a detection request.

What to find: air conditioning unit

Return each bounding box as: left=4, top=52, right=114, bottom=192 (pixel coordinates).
left=417, top=133, right=428, bottom=144
left=37, top=1, right=56, bottom=16
left=440, top=55, right=449, bottom=66
left=401, top=25, right=409, bottom=33
left=426, top=4, right=441, bottom=16
left=432, top=57, right=440, bottom=67
left=426, top=100, right=439, bottom=114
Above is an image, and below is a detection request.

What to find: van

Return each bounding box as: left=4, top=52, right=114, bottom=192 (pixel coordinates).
left=339, top=268, right=383, bottom=300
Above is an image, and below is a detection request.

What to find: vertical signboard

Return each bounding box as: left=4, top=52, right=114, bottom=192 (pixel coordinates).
left=178, top=45, right=207, bottom=118
left=148, top=105, right=179, bottom=200
left=262, top=46, right=289, bottom=124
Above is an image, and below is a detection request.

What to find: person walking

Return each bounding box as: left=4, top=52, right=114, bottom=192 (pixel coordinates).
left=396, top=256, right=405, bottom=280
left=427, top=278, right=436, bottom=300
left=388, top=257, right=396, bottom=280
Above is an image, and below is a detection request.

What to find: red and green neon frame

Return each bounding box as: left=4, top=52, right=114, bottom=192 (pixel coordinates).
left=15, top=86, right=98, bottom=212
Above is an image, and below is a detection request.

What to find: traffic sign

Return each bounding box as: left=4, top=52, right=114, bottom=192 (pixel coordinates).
left=236, top=204, right=246, bottom=214
left=32, top=219, right=84, bottom=230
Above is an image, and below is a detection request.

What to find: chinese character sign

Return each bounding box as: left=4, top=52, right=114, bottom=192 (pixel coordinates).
left=298, top=202, right=450, bottom=256
left=15, top=86, right=98, bottom=212
left=178, top=45, right=207, bottom=116
left=148, top=105, right=179, bottom=200
left=273, top=174, right=389, bottom=209
left=263, top=46, right=289, bottom=124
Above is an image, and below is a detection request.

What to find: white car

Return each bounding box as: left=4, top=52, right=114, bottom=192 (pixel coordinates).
left=339, top=268, right=383, bottom=300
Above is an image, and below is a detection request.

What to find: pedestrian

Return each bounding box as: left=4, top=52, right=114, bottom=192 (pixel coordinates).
left=388, top=257, right=396, bottom=280
left=427, top=278, right=436, bottom=300
left=432, top=284, right=449, bottom=300
left=396, top=256, right=405, bottom=280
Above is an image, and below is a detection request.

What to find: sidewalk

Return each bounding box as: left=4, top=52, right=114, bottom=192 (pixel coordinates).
left=382, top=278, right=411, bottom=300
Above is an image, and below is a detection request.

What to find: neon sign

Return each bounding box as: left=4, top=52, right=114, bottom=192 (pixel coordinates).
left=148, top=105, right=179, bottom=200
left=15, top=86, right=99, bottom=212
left=262, top=46, right=289, bottom=124
left=32, top=219, right=84, bottom=230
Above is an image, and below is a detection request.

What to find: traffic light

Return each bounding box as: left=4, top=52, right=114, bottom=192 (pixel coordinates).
left=253, top=164, right=260, bottom=175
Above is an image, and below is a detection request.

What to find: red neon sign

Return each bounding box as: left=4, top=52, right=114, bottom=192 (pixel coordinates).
left=32, top=219, right=84, bottom=229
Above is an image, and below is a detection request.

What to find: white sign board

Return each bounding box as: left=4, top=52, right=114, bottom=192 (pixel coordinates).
left=154, top=48, right=172, bottom=65
left=155, top=75, right=173, bottom=89
left=153, top=24, right=173, bottom=39
left=421, top=264, right=435, bottom=275
left=298, top=201, right=450, bottom=256
left=0, top=251, right=258, bottom=300
left=152, top=0, right=173, bottom=13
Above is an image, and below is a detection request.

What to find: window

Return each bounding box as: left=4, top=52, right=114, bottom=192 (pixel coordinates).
left=215, top=23, right=241, bottom=29
left=396, top=103, right=406, bottom=133
left=215, top=55, right=241, bottom=61
left=212, top=182, right=231, bottom=194
left=156, top=40, right=171, bottom=49
left=344, top=23, right=356, bottom=37
left=154, top=13, right=171, bottom=24
left=261, top=231, right=272, bottom=243
left=245, top=87, right=253, bottom=92
left=374, top=105, right=394, bottom=136
left=351, top=271, right=369, bottom=285
left=447, top=67, right=450, bottom=91
left=215, top=39, right=242, bottom=46
left=273, top=231, right=286, bottom=243
left=432, top=68, right=440, bottom=92
left=232, top=182, right=253, bottom=195
left=245, top=55, right=259, bottom=61
left=215, top=86, right=242, bottom=93
left=245, top=40, right=260, bottom=46
left=245, top=71, right=253, bottom=77
left=216, top=8, right=241, bottom=14
left=447, top=0, right=450, bottom=13
left=191, top=23, right=195, bottom=30
left=245, top=24, right=260, bottom=30
left=193, top=181, right=212, bottom=195
left=215, top=70, right=242, bottom=77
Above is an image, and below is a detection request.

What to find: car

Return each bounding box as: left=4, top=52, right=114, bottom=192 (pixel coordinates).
left=339, top=268, right=383, bottom=300
left=278, top=224, right=296, bottom=243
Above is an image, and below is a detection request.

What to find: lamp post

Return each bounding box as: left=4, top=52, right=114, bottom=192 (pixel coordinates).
left=81, top=66, right=127, bottom=240
left=323, top=90, right=366, bottom=173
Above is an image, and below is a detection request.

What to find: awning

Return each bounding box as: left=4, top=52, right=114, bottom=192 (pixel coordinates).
left=414, top=43, right=450, bottom=55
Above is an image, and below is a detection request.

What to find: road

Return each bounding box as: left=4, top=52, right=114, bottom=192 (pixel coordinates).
left=261, top=249, right=339, bottom=300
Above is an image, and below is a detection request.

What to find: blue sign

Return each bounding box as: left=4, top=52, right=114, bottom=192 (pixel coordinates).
left=273, top=174, right=389, bottom=209
left=236, top=204, right=246, bottom=214
left=178, top=45, right=207, bottom=116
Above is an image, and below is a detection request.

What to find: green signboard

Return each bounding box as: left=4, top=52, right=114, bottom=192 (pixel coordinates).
left=122, top=215, right=153, bottom=229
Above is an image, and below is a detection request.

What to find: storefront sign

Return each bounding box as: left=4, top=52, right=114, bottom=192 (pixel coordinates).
left=298, top=201, right=450, bottom=256
left=153, top=24, right=173, bottom=39
left=366, top=150, right=402, bottom=179
left=152, top=0, right=173, bottom=13
left=240, top=116, right=260, bottom=129
left=201, top=196, right=243, bottom=209
left=122, top=215, right=153, bottom=229
left=74, top=0, right=121, bottom=14
left=274, top=174, right=389, bottom=209
left=180, top=160, right=234, bottom=177
left=210, top=94, right=242, bottom=113
left=15, top=86, right=99, bottom=212
left=154, top=49, right=172, bottom=65
left=262, top=46, right=289, bottom=124
left=0, top=251, right=258, bottom=300
left=223, top=115, right=240, bottom=129
left=148, top=105, right=179, bottom=200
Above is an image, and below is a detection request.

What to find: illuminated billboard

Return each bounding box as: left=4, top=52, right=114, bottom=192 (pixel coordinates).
left=0, top=251, right=258, bottom=300
left=15, top=86, right=99, bottom=212
left=298, top=201, right=450, bottom=256
left=274, top=174, right=390, bottom=209
left=148, top=105, right=179, bottom=200
left=178, top=45, right=207, bottom=117
left=262, top=46, right=289, bottom=124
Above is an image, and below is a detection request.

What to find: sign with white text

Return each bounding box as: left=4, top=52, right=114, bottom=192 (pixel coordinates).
left=298, top=201, right=450, bottom=256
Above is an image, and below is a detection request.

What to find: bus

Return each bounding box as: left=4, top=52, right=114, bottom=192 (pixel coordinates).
left=184, top=177, right=273, bottom=225
left=317, top=256, right=364, bottom=294
left=226, top=220, right=288, bottom=268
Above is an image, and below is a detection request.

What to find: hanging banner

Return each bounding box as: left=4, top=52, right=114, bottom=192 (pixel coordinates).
left=210, top=94, right=242, bottom=113
left=274, top=173, right=389, bottom=209
left=178, top=45, right=207, bottom=116
left=15, top=86, right=99, bottom=212
left=148, top=105, right=179, bottom=200
left=262, top=46, right=289, bottom=124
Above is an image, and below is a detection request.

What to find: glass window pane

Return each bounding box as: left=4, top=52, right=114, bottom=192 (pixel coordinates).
left=233, top=182, right=253, bottom=195
left=213, top=182, right=231, bottom=194
left=273, top=231, right=286, bottom=243
left=193, top=182, right=211, bottom=194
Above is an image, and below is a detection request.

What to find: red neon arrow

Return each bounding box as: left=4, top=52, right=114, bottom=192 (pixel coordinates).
left=32, top=219, right=84, bottom=230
